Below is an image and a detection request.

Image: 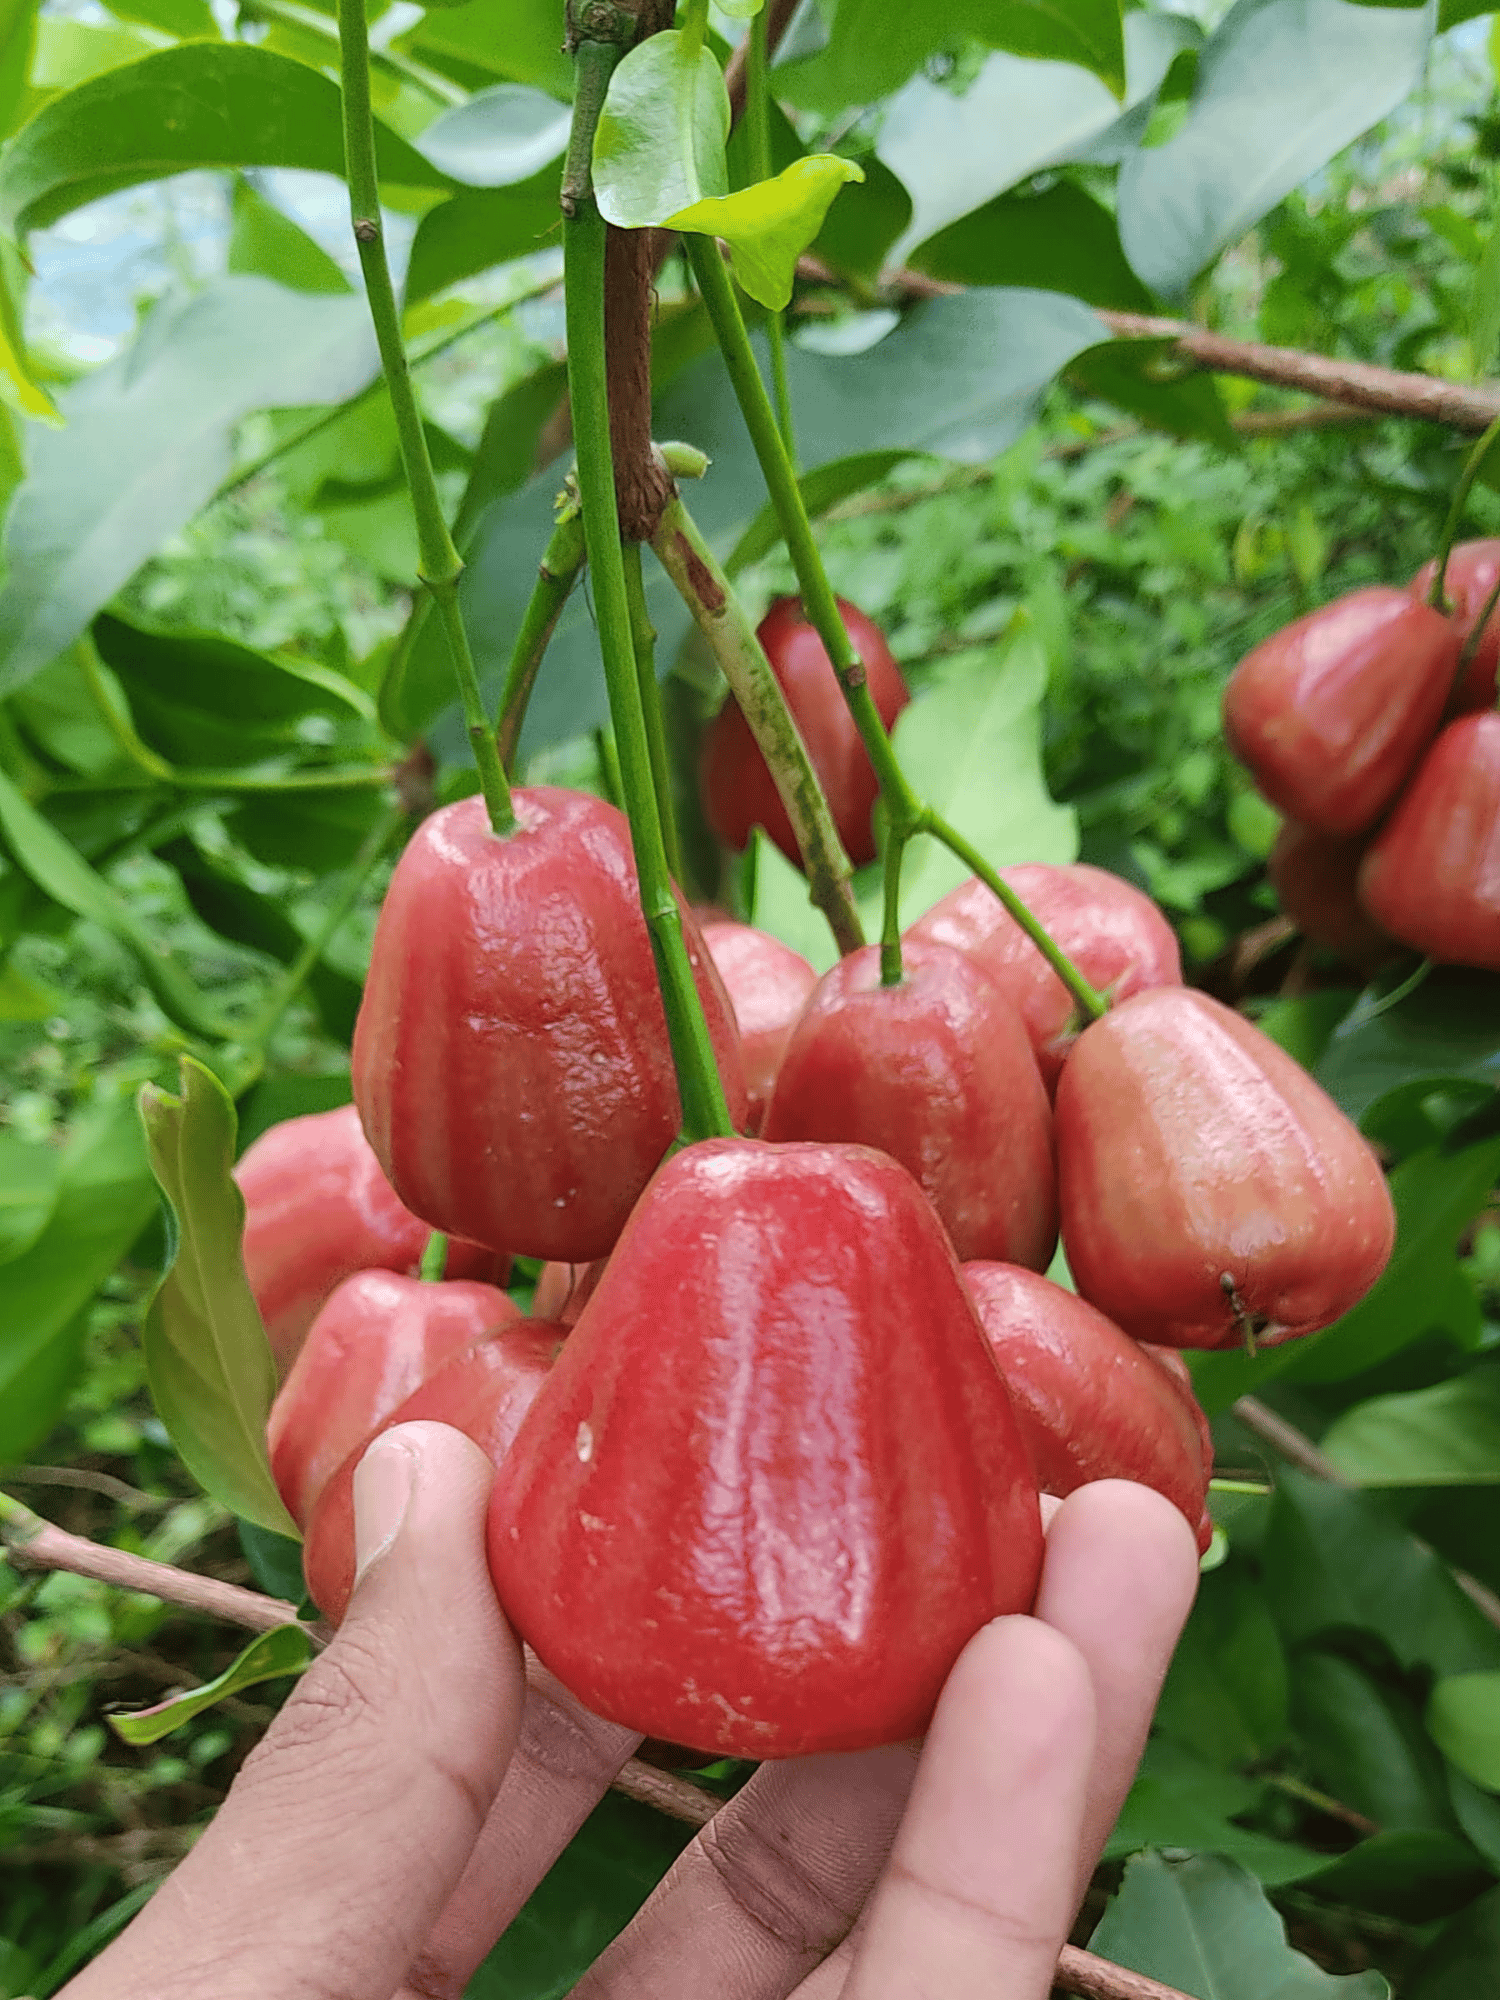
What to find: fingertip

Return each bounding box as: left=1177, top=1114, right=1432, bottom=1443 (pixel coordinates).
left=935, top=1614, right=1096, bottom=1772
left=1046, top=1478, right=1201, bottom=1622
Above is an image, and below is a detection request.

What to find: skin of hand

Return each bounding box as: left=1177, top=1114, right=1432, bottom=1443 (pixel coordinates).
left=61, top=1420, right=1200, bottom=2000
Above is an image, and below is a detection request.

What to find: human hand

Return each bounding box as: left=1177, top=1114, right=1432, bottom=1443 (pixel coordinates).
left=61, top=1420, right=1199, bottom=2000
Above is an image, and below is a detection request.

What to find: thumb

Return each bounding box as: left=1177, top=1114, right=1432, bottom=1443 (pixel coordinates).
left=64, top=1422, right=525, bottom=2000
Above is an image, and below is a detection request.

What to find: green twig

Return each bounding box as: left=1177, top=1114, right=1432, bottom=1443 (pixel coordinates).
left=419, top=1232, right=449, bottom=1281
left=623, top=539, right=684, bottom=882
left=497, top=512, right=588, bottom=772
left=650, top=497, right=864, bottom=955
left=1429, top=409, right=1500, bottom=610
left=746, top=3, right=797, bottom=464
left=564, top=33, right=732, bottom=1144
left=336, top=0, right=513, bottom=835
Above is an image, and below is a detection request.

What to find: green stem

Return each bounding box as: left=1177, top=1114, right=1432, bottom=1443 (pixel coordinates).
left=623, top=539, right=684, bottom=883
left=496, top=512, right=588, bottom=773
left=595, top=727, right=625, bottom=811
left=650, top=496, right=864, bottom=956
left=1429, top=410, right=1500, bottom=610
left=565, top=41, right=732, bottom=1145
left=747, top=4, right=797, bottom=464
left=336, top=0, right=513, bottom=836
left=1452, top=565, right=1500, bottom=705
left=419, top=1232, right=449, bottom=1281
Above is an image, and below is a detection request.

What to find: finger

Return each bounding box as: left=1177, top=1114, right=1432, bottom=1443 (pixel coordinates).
left=63, top=1422, right=524, bottom=2000
left=836, top=1618, right=1095, bottom=2000
left=399, top=1656, right=642, bottom=1999
left=572, top=1743, right=919, bottom=1999
left=1033, top=1480, right=1199, bottom=1900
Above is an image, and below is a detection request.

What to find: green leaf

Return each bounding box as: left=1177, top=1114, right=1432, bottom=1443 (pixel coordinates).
left=228, top=174, right=350, bottom=295
left=1090, top=1850, right=1390, bottom=1999
left=402, top=163, right=561, bottom=304
left=593, top=32, right=729, bottom=226
left=669, top=156, right=866, bottom=311
left=910, top=176, right=1151, bottom=308
left=745, top=828, right=840, bottom=975
left=0, top=45, right=451, bottom=237
left=1262, top=1469, right=1500, bottom=1680
left=106, top=0, right=218, bottom=36
left=725, top=451, right=916, bottom=575
left=1403, top=1887, right=1500, bottom=2000
left=1069, top=339, right=1238, bottom=449
left=1190, top=1133, right=1500, bottom=1412
left=1117, top=0, right=1435, bottom=297
left=1439, top=0, right=1495, bottom=26
left=0, top=276, right=379, bottom=700
left=139, top=1058, right=297, bottom=1540
left=398, top=0, right=573, bottom=100
left=1105, top=1740, right=1322, bottom=1884
left=0, top=1131, right=61, bottom=1266
left=465, top=1790, right=693, bottom=1999
left=1296, top=1831, right=1492, bottom=1926
left=1293, top=1649, right=1466, bottom=1835
left=890, top=618, right=1079, bottom=926
left=1154, top=1563, right=1289, bottom=1768
left=1321, top=1366, right=1500, bottom=1487
left=0, top=769, right=232, bottom=1041
left=108, top=1623, right=313, bottom=1745
left=1429, top=1673, right=1500, bottom=1792
left=1315, top=970, right=1500, bottom=1127
left=238, top=1517, right=311, bottom=1602
left=230, top=787, right=386, bottom=874
left=414, top=81, right=569, bottom=186
left=0, top=1095, right=158, bottom=1462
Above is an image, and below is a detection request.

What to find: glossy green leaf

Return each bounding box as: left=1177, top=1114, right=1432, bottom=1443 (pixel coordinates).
left=1403, top=1887, right=1500, bottom=2000
left=1262, top=1469, right=1500, bottom=1679
left=0, top=45, right=451, bottom=237
left=1321, top=1366, right=1500, bottom=1487
left=891, top=619, right=1078, bottom=926
left=0, top=278, right=377, bottom=698
left=0, top=770, right=232, bottom=1040
left=1090, top=1850, right=1389, bottom=1999
left=593, top=32, right=729, bottom=226
left=139, top=1058, right=297, bottom=1540
left=1117, top=0, right=1435, bottom=297
left=108, top=1623, right=313, bottom=1745
left=1154, top=1563, right=1289, bottom=1767
left=402, top=164, right=561, bottom=303
left=108, top=0, right=218, bottom=35
left=397, top=0, right=572, bottom=100
left=1428, top=1673, right=1500, bottom=1792
left=0, top=1131, right=61, bottom=1266
left=1293, top=1649, right=1465, bottom=1835
left=1315, top=970, right=1500, bottom=1126
left=669, top=156, right=865, bottom=311
left=230, top=787, right=386, bottom=874
left=0, top=1095, right=157, bottom=1462
left=911, top=177, right=1151, bottom=307
left=1190, top=1133, right=1500, bottom=1412
left=414, top=81, right=569, bottom=186
left=238, top=1517, right=311, bottom=1602
left=228, top=175, right=350, bottom=295
left=1438, top=0, right=1495, bottom=25
left=1105, top=1739, right=1321, bottom=1884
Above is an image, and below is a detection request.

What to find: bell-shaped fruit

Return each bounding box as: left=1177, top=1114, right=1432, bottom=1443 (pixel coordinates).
left=1358, top=711, right=1500, bottom=972
left=1056, top=988, right=1394, bottom=1349
left=762, top=941, right=1056, bottom=1268
left=487, top=1139, right=1043, bottom=1759
left=1222, top=587, right=1458, bottom=834
left=352, top=789, right=748, bottom=1264
left=267, top=1270, right=519, bottom=1531
left=699, top=919, right=819, bottom=1132
left=962, top=1263, right=1213, bottom=1553
left=1409, top=539, right=1500, bottom=712
left=699, top=596, right=910, bottom=868
left=1267, top=820, right=1394, bottom=970
left=304, top=1322, right=561, bottom=1622
left=236, top=1104, right=508, bottom=1374
left=905, top=863, right=1182, bottom=1091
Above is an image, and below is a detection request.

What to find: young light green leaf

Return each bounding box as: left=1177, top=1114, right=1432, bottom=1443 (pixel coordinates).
left=593, top=31, right=729, bottom=227
left=415, top=82, right=571, bottom=187
left=1428, top=1673, right=1500, bottom=1792
left=1320, top=1366, right=1500, bottom=1487
left=0, top=770, right=233, bottom=1042
left=668, top=156, right=865, bottom=310
left=0, top=1131, right=62, bottom=1267
left=715, top=0, right=765, bottom=15
left=108, top=1623, right=313, bottom=1745
left=139, top=1057, right=297, bottom=1540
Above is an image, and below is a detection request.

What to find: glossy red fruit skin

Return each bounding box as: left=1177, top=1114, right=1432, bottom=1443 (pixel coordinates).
left=1221, top=587, right=1459, bottom=835
left=1056, top=989, right=1394, bottom=1350
left=487, top=1139, right=1043, bottom=1759
left=961, top=1263, right=1213, bottom=1554
left=352, top=789, right=748, bottom=1264
left=303, top=1323, right=561, bottom=1622
left=699, top=597, right=910, bottom=867
left=1358, top=712, right=1500, bottom=972
left=905, top=863, right=1182, bottom=1091
left=1267, top=820, right=1395, bottom=970
left=1410, top=539, right=1500, bottom=712
left=267, top=1271, right=520, bottom=1532
left=236, top=1104, right=509, bottom=1375
left=699, top=920, right=819, bottom=1133
left=762, top=941, right=1056, bottom=1268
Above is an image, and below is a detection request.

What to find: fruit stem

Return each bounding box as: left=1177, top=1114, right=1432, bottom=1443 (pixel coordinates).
left=419, top=1232, right=449, bottom=1281
left=564, top=36, right=734, bottom=1144
left=746, top=2, right=797, bottom=465
left=335, top=0, right=514, bottom=837
left=1451, top=565, right=1500, bottom=708
left=650, top=495, right=865, bottom=955
left=623, top=538, right=685, bottom=882
left=496, top=511, right=588, bottom=773
left=1428, top=408, right=1500, bottom=612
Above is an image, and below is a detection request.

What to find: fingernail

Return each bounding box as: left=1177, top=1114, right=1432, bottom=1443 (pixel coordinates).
left=352, top=1433, right=415, bottom=1589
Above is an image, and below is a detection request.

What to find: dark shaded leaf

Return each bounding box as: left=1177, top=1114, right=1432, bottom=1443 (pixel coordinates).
left=1155, top=1562, right=1289, bottom=1767
left=911, top=178, right=1151, bottom=308
left=1292, top=1649, right=1464, bottom=1835
left=1315, top=969, right=1500, bottom=1127
left=1402, top=1886, right=1500, bottom=2000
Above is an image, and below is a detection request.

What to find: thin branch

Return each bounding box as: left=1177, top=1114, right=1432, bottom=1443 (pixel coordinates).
left=1054, top=1949, right=1200, bottom=2000
left=2, top=1465, right=167, bottom=1510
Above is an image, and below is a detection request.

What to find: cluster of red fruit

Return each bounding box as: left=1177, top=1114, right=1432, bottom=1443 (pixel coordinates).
left=1227, top=540, right=1500, bottom=972
left=238, top=598, right=1396, bottom=1761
